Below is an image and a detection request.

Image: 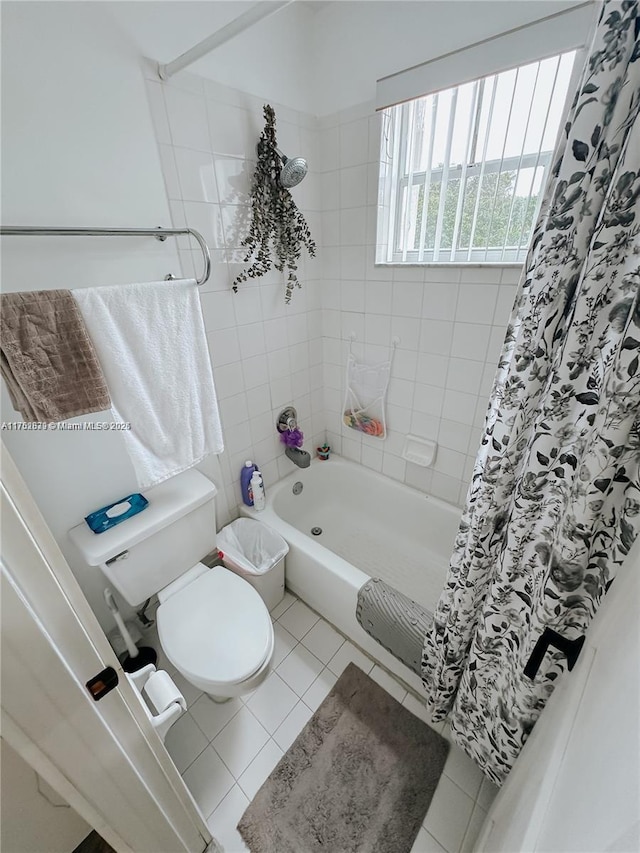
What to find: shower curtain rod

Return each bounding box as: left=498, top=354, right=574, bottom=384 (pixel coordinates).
left=0, top=225, right=212, bottom=286
left=157, top=0, right=293, bottom=81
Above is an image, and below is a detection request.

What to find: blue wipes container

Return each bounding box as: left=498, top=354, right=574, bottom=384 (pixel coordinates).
left=84, top=493, right=149, bottom=534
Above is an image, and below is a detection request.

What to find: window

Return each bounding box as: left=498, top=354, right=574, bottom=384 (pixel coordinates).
left=377, top=51, right=577, bottom=264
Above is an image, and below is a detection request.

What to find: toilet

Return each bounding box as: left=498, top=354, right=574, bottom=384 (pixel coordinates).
left=69, top=469, right=274, bottom=701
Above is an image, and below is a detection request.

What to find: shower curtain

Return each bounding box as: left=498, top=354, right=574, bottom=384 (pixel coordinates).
left=422, top=0, right=640, bottom=785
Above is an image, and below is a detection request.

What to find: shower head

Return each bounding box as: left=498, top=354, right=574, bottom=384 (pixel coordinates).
left=277, top=150, right=308, bottom=188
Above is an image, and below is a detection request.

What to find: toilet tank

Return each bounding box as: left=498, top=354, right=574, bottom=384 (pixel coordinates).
left=69, top=470, right=217, bottom=606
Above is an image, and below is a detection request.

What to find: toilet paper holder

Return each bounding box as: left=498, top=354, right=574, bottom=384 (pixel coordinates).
left=126, top=664, right=187, bottom=742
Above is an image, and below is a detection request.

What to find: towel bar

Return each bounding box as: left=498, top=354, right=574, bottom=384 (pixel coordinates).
left=0, top=225, right=211, bottom=286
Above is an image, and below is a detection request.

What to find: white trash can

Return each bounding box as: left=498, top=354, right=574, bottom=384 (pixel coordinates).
left=217, top=518, right=289, bottom=612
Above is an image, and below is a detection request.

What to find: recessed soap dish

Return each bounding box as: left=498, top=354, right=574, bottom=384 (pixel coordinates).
left=401, top=435, right=437, bottom=467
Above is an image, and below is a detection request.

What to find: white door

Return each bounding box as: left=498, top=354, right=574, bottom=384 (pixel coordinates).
left=477, top=537, right=640, bottom=852
left=1, top=445, right=219, bottom=853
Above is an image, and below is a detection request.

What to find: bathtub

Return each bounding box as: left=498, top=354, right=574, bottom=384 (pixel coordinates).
left=242, top=456, right=461, bottom=693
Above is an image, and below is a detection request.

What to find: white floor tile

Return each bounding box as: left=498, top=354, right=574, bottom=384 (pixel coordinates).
left=206, top=785, right=250, bottom=853
left=190, top=694, right=243, bottom=742
left=164, top=711, right=208, bottom=774
left=213, top=706, right=270, bottom=777
left=246, top=672, right=298, bottom=734
left=369, top=665, right=408, bottom=704
left=239, top=684, right=257, bottom=704
left=273, top=700, right=314, bottom=752
left=477, top=776, right=500, bottom=811
left=169, top=669, right=203, bottom=708
left=460, top=803, right=488, bottom=853
left=276, top=643, right=324, bottom=696
left=277, top=599, right=319, bottom=640
left=326, top=640, right=374, bottom=677
left=302, top=667, right=339, bottom=712
left=402, top=692, right=440, bottom=729
left=443, top=744, right=484, bottom=800
left=270, top=590, right=297, bottom=620
left=441, top=722, right=453, bottom=742
left=237, top=739, right=284, bottom=800
left=272, top=622, right=298, bottom=668
left=301, top=618, right=345, bottom=664
left=422, top=775, right=474, bottom=853
left=411, top=827, right=447, bottom=853
left=182, top=745, right=234, bottom=819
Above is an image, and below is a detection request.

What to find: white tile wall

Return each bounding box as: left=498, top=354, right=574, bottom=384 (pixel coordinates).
left=148, top=70, right=521, bottom=513
left=319, top=100, right=521, bottom=507
left=144, top=69, right=325, bottom=525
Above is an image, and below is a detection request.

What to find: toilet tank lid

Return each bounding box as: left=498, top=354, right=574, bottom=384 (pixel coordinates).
left=68, top=470, right=217, bottom=566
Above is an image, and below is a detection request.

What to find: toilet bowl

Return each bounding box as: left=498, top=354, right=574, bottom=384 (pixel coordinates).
left=69, top=469, right=275, bottom=707
left=157, top=562, right=274, bottom=700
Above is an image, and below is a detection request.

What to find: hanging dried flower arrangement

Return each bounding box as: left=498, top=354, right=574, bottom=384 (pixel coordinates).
left=232, top=104, right=316, bottom=303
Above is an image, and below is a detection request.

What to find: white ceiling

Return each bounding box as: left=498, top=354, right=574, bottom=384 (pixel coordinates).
left=108, top=0, right=592, bottom=116
left=111, top=0, right=332, bottom=67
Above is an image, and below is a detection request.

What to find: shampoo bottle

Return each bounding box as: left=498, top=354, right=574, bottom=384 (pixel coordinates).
left=240, top=460, right=259, bottom=506
left=250, top=471, right=265, bottom=511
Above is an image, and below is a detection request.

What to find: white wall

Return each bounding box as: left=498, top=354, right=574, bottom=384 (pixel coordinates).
left=0, top=1, right=323, bottom=630
left=0, top=739, right=90, bottom=853
left=1, top=1, right=185, bottom=628
left=318, top=102, right=519, bottom=505
left=311, top=0, right=590, bottom=115
left=313, top=1, right=592, bottom=503
left=144, top=64, right=325, bottom=519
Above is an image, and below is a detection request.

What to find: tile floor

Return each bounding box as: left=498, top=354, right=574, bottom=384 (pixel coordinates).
left=154, top=592, right=498, bottom=853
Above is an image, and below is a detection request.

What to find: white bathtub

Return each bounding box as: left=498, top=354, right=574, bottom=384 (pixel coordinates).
left=242, top=456, right=461, bottom=693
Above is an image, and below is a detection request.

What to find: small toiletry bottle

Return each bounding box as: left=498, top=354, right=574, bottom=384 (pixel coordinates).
left=241, top=460, right=259, bottom=506
left=250, top=471, right=265, bottom=511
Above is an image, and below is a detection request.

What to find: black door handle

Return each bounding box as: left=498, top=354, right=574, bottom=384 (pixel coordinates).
left=86, top=666, right=119, bottom=701
left=524, top=628, right=585, bottom=679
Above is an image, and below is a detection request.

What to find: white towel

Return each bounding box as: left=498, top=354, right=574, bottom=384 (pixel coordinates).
left=73, top=279, right=223, bottom=489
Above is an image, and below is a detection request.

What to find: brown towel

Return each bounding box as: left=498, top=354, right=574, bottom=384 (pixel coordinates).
left=1, top=289, right=111, bottom=422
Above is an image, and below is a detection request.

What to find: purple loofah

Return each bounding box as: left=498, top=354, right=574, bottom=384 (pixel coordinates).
left=280, top=427, right=304, bottom=448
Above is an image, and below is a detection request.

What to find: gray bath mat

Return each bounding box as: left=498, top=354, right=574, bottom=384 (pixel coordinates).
left=238, top=663, right=449, bottom=853
left=356, top=578, right=433, bottom=675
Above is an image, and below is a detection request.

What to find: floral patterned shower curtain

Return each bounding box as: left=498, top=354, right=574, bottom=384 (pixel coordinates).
left=422, top=0, right=640, bottom=785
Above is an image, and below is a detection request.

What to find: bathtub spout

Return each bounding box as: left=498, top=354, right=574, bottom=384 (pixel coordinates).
left=285, top=446, right=311, bottom=468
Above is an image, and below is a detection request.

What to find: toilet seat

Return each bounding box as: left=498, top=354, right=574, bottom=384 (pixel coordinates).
left=157, top=567, right=273, bottom=690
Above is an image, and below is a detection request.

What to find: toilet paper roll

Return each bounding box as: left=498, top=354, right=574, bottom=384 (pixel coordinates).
left=143, top=670, right=187, bottom=714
